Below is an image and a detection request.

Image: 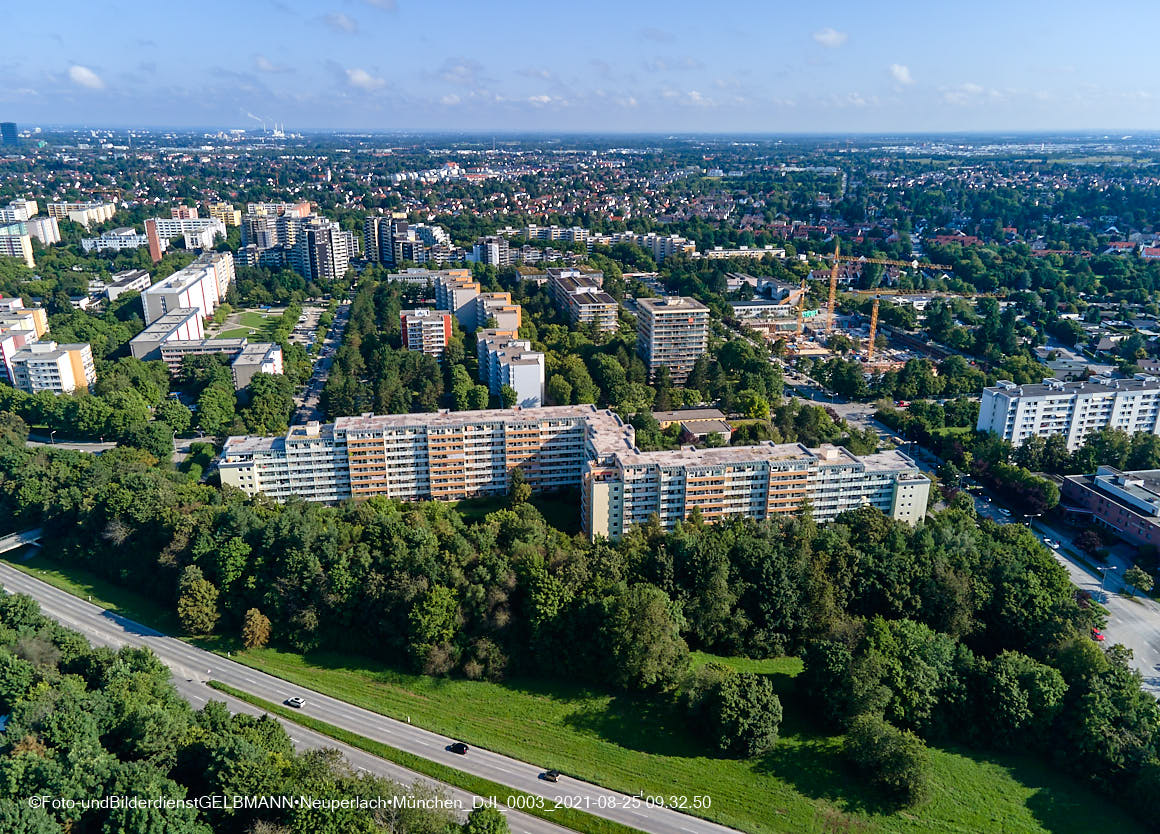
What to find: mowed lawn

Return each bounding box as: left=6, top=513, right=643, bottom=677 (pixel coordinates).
left=233, top=646, right=1139, bottom=834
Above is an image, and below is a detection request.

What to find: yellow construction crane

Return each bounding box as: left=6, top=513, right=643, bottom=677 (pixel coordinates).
left=796, top=276, right=808, bottom=334
left=823, top=247, right=953, bottom=333
left=847, top=288, right=988, bottom=363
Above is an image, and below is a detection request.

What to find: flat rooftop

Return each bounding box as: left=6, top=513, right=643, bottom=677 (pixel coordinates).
left=652, top=408, right=726, bottom=423
left=234, top=342, right=281, bottom=363
left=133, top=308, right=201, bottom=341
left=637, top=296, right=709, bottom=314
left=145, top=263, right=214, bottom=293
left=988, top=375, right=1160, bottom=397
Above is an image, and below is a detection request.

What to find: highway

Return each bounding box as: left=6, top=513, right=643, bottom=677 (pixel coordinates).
left=0, top=559, right=742, bottom=834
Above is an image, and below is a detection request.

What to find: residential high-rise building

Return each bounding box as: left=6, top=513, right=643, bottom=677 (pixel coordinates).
left=477, top=335, right=544, bottom=408
left=82, top=227, right=151, bottom=253
left=218, top=406, right=929, bottom=538
left=140, top=260, right=222, bottom=324
left=144, top=217, right=226, bottom=262
left=0, top=123, right=17, bottom=145
left=636, top=296, right=709, bottom=383
left=128, top=308, right=205, bottom=360
left=47, top=201, right=115, bottom=227
left=105, top=269, right=152, bottom=301
left=241, top=201, right=312, bottom=264
left=363, top=215, right=406, bottom=264
left=433, top=270, right=481, bottom=329
left=0, top=222, right=34, bottom=268
left=977, top=376, right=1160, bottom=451
left=0, top=298, right=48, bottom=385
left=548, top=268, right=617, bottom=332
left=475, top=291, right=521, bottom=334
left=206, top=202, right=242, bottom=227
left=288, top=215, right=356, bottom=283
left=193, top=251, right=235, bottom=298
left=25, top=217, right=59, bottom=246
left=9, top=341, right=96, bottom=394
left=472, top=235, right=511, bottom=266
left=0, top=199, right=38, bottom=222
left=400, top=308, right=452, bottom=357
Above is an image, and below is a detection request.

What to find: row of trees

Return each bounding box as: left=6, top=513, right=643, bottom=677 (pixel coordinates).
left=0, top=590, right=508, bottom=834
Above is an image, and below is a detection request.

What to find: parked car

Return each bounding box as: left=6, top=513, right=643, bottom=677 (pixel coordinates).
left=1091, top=628, right=1105, bottom=642
left=448, top=742, right=469, bottom=755
left=284, top=697, right=305, bottom=708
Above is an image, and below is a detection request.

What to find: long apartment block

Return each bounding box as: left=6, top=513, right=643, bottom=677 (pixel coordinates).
left=219, top=406, right=928, bottom=539
left=977, top=375, right=1160, bottom=451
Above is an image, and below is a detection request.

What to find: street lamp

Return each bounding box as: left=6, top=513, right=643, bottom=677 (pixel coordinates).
left=49, top=429, right=56, bottom=445
left=1099, top=564, right=1119, bottom=593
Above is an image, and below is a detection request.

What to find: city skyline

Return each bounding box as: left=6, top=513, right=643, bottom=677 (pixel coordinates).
left=5, top=0, right=1160, bottom=133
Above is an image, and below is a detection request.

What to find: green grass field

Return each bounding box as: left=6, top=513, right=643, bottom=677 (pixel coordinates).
left=227, top=646, right=1138, bottom=834
left=1, top=551, right=1138, bottom=834
left=215, top=327, right=252, bottom=339
left=453, top=490, right=582, bottom=535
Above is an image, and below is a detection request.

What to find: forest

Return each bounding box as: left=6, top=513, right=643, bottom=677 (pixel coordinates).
left=0, top=408, right=1157, bottom=824
left=0, top=588, right=507, bottom=834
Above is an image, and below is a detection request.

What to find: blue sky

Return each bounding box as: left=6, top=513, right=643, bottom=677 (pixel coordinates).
left=3, top=0, right=1160, bottom=133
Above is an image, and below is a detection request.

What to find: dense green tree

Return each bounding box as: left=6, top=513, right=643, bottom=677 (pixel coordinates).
left=601, top=584, right=689, bottom=691
left=176, top=566, right=220, bottom=636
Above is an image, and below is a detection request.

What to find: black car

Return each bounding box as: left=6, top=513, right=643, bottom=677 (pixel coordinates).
left=449, top=742, right=469, bottom=755
left=541, top=770, right=561, bottom=782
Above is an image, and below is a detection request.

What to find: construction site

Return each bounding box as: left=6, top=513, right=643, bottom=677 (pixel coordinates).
left=736, top=242, right=988, bottom=373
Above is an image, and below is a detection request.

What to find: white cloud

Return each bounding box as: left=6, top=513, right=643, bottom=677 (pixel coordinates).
left=363, top=0, right=396, bottom=9
left=812, top=28, right=848, bottom=48
left=68, top=65, right=105, bottom=91
left=528, top=95, right=553, bottom=105
left=961, top=82, right=984, bottom=94
left=255, top=55, right=290, bottom=73
left=345, top=68, right=385, bottom=91
left=889, top=64, right=914, bottom=85
left=324, top=12, right=358, bottom=33
left=440, top=94, right=460, bottom=105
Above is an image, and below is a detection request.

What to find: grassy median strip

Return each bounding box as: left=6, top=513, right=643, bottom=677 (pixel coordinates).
left=207, top=681, right=645, bottom=834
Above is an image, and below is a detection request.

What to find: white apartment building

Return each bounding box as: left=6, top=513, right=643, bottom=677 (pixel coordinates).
left=0, top=222, right=34, bottom=268
left=129, top=308, right=205, bottom=360
left=144, top=217, right=226, bottom=262
left=9, top=341, right=96, bottom=394
left=583, top=441, right=929, bottom=540
left=193, top=251, right=235, bottom=297
left=977, top=376, right=1160, bottom=451
left=47, top=201, right=115, bottom=227
left=0, top=199, right=38, bottom=223
left=82, top=227, right=151, bottom=253
left=477, top=335, right=544, bottom=408
left=105, top=269, right=152, bottom=301
left=25, top=217, right=59, bottom=246
left=400, top=308, right=452, bottom=357
left=636, top=296, right=709, bottom=383
left=549, top=268, right=618, bottom=332
left=141, top=262, right=220, bottom=325
left=288, top=215, right=357, bottom=283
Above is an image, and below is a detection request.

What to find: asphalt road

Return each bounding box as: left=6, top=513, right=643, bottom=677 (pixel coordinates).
left=0, top=560, right=742, bottom=834
left=1030, top=517, right=1160, bottom=695
left=294, top=300, right=351, bottom=425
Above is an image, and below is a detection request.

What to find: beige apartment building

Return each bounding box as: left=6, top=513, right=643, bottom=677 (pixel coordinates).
left=219, top=406, right=929, bottom=540
left=636, top=296, right=709, bottom=383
